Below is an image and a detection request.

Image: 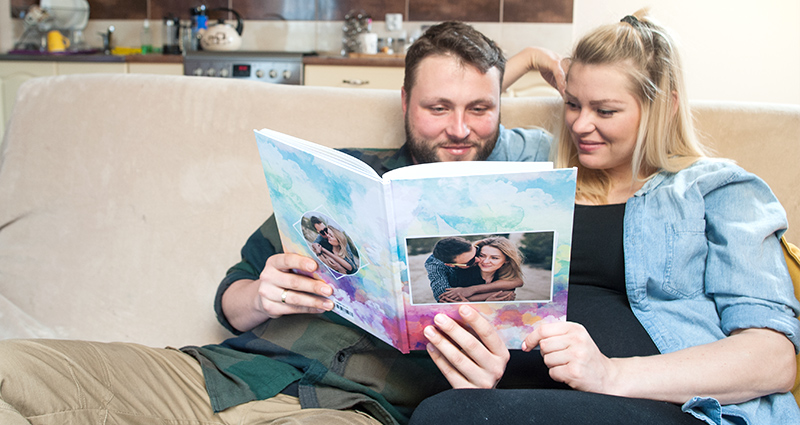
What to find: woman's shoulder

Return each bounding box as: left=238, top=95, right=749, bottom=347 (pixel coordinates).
left=654, top=157, right=777, bottom=200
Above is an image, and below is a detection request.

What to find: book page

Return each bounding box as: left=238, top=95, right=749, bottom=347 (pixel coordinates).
left=255, top=129, right=407, bottom=350
left=383, top=160, right=553, bottom=180
left=390, top=167, right=577, bottom=351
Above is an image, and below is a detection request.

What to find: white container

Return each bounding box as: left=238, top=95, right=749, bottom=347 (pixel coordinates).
left=357, top=32, right=378, bottom=54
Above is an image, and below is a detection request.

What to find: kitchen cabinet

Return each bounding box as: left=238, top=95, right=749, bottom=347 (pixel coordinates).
left=304, top=64, right=405, bottom=90
left=127, top=63, right=183, bottom=75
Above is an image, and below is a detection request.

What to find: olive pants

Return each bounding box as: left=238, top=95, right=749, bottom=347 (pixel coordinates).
left=0, top=339, right=380, bottom=425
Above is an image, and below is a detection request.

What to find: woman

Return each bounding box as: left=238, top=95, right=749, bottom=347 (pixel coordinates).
left=439, top=237, right=524, bottom=302
left=413, top=10, right=800, bottom=425
left=314, top=225, right=358, bottom=275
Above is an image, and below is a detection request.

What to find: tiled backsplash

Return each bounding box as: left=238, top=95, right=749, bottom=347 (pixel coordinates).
left=9, top=0, right=574, bottom=56
left=11, top=0, right=572, bottom=23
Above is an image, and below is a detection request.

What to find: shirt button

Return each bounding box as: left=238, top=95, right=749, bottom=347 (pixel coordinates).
left=336, top=352, right=347, bottom=363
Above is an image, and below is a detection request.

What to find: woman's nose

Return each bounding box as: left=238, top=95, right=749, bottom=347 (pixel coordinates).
left=571, top=110, right=595, bottom=134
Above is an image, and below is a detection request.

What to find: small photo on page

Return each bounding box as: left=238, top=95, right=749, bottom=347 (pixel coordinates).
left=299, top=211, right=361, bottom=276
left=407, top=231, right=556, bottom=304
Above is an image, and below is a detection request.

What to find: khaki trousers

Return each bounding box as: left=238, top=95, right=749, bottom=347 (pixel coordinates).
left=0, top=339, right=381, bottom=425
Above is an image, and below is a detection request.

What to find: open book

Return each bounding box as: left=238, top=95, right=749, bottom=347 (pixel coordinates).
left=255, top=128, right=577, bottom=353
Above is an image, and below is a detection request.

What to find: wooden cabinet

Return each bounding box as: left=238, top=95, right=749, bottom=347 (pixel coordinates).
left=127, top=63, right=183, bottom=75
left=304, top=64, right=405, bottom=90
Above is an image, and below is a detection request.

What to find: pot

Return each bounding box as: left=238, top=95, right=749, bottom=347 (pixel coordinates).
left=200, top=8, right=243, bottom=51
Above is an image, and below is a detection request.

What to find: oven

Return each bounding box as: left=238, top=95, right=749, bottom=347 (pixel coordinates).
left=183, top=51, right=308, bottom=85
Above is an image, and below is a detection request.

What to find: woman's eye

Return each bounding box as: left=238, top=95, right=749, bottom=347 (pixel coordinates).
left=565, top=101, right=579, bottom=110
left=598, top=109, right=616, bottom=116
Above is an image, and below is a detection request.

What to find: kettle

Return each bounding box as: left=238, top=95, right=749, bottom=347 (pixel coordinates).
left=200, top=8, right=243, bottom=51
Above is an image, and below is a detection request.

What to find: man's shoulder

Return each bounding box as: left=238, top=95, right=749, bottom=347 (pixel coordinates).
left=490, top=125, right=552, bottom=162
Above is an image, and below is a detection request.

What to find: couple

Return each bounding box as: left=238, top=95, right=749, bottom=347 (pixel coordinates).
left=308, top=215, right=358, bottom=275
left=426, top=236, right=524, bottom=303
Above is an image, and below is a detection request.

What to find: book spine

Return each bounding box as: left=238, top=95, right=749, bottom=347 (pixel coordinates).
left=383, top=180, right=410, bottom=353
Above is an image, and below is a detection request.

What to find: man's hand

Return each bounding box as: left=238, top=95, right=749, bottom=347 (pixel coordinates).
left=257, top=253, right=335, bottom=318
left=221, top=253, right=334, bottom=332
left=522, top=321, right=617, bottom=394
left=424, top=305, right=510, bottom=388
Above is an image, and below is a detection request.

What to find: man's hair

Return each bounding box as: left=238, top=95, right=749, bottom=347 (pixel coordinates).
left=403, top=21, right=506, bottom=96
left=432, top=236, right=474, bottom=263
left=309, top=216, right=325, bottom=227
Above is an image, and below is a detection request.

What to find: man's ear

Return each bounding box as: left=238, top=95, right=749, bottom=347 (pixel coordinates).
left=401, top=86, right=408, bottom=115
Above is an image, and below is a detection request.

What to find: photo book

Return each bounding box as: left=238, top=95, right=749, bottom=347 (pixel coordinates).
left=255, top=128, right=577, bottom=353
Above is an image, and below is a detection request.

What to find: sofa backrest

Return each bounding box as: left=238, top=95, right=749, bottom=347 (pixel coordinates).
left=0, top=74, right=797, bottom=347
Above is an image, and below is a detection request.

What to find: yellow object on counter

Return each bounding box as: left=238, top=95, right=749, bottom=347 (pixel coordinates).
left=111, top=46, right=143, bottom=55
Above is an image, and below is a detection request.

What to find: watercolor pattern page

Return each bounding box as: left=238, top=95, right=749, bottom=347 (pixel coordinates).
left=389, top=166, right=577, bottom=351
left=255, top=129, right=409, bottom=351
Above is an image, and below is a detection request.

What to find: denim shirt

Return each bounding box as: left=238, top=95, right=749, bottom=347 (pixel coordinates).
left=625, top=158, right=800, bottom=425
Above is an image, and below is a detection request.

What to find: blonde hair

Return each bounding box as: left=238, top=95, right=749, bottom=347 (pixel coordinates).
left=326, top=226, right=350, bottom=259
left=556, top=9, right=709, bottom=203
left=475, top=237, right=524, bottom=281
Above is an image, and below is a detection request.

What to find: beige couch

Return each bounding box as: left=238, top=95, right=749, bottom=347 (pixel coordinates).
left=0, top=74, right=798, bottom=353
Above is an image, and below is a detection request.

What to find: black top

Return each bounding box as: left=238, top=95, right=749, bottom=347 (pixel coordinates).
left=500, top=203, right=660, bottom=389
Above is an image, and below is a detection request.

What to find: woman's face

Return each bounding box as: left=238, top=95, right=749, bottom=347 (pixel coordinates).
left=327, top=231, right=340, bottom=246
left=478, top=246, right=506, bottom=275
left=564, top=62, right=641, bottom=179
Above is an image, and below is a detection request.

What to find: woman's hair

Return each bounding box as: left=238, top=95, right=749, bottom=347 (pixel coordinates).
left=475, top=237, right=524, bottom=281
left=327, top=226, right=351, bottom=260
left=557, top=9, right=709, bottom=203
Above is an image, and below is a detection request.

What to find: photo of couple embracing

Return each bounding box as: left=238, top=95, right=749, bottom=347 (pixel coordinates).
left=408, top=232, right=556, bottom=304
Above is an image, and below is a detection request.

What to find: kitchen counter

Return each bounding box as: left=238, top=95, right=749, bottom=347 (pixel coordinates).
left=0, top=53, right=184, bottom=63
left=0, top=52, right=399, bottom=67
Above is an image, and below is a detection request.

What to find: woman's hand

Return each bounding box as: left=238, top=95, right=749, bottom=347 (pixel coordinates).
left=504, top=46, right=567, bottom=95
left=424, top=305, right=510, bottom=389
left=522, top=322, right=619, bottom=394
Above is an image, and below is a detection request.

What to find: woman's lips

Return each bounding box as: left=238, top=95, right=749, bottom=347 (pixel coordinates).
left=578, top=140, right=605, bottom=152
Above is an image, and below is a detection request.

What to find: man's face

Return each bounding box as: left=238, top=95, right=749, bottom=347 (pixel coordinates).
left=402, top=55, right=501, bottom=164
left=446, top=246, right=479, bottom=269
left=314, top=222, right=329, bottom=237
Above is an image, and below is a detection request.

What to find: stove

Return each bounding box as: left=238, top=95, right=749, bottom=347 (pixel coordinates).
left=183, top=51, right=309, bottom=85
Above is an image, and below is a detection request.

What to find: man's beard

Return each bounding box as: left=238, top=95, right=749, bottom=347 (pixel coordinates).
left=404, top=115, right=499, bottom=164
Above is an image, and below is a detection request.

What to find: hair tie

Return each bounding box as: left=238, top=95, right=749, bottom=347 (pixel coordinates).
left=621, top=15, right=640, bottom=26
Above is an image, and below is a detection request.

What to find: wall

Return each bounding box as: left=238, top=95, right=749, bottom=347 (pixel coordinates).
left=4, top=0, right=800, bottom=105
left=573, top=0, right=800, bottom=105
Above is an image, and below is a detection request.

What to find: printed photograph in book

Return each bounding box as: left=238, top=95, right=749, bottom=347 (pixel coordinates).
left=407, top=231, right=556, bottom=304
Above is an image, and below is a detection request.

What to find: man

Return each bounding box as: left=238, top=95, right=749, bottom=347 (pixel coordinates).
left=0, top=21, right=564, bottom=425
left=425, top=236, right=483, bottom=300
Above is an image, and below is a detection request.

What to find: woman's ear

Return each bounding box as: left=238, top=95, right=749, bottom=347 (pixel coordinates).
left=671, top=90, right=679, bottom=117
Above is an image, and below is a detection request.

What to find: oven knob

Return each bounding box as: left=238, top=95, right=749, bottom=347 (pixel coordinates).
left=269, top=69, right=278, bottom=79
left=206, top=68, right=216, bottom=77
left=255, top=69, right=265, bottom=78
left=193, top=68, right=203, bottom=76
left=283, top=70, right=292, bottom=80
left=219, top=68, right=229, bottom=78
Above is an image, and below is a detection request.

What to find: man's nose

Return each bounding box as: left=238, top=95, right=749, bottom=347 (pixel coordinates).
left=445, top=112, right=470, bottom=140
